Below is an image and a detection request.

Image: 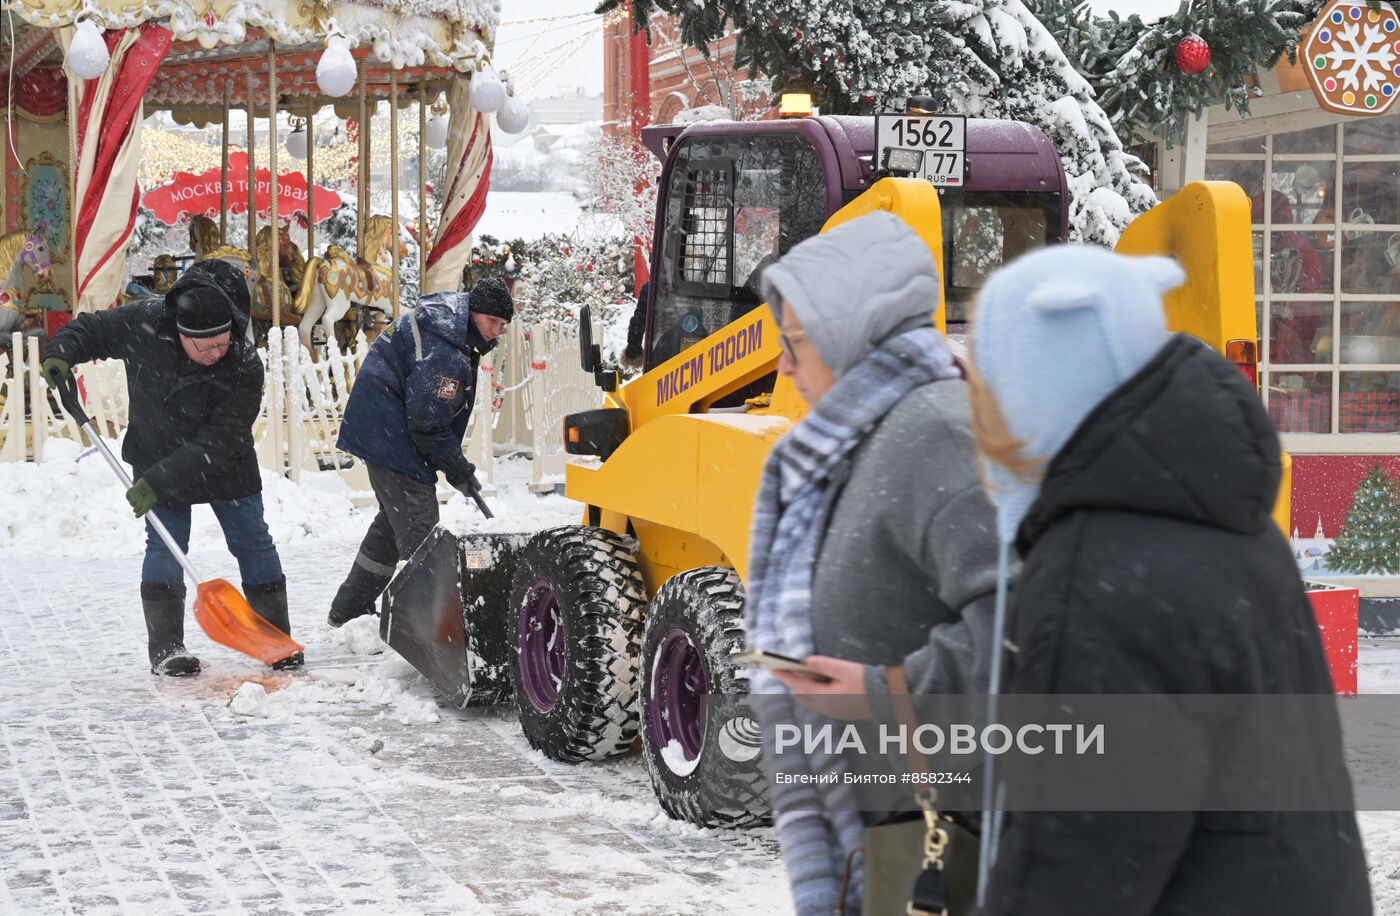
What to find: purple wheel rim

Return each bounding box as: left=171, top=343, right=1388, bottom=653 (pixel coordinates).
left=517, top=578, right=566, bottom=712
left=651, top=628, right=709, bottom=771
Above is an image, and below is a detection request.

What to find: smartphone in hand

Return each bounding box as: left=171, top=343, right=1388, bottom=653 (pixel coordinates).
left=730, top=649, right=835, bottom=684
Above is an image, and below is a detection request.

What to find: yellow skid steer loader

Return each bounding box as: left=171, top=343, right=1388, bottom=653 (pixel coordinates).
left=381, top=105, right=1270, bottom=829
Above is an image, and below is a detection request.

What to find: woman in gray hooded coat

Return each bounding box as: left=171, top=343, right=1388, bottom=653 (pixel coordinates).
left=745, top=211, right=1002, bottom=915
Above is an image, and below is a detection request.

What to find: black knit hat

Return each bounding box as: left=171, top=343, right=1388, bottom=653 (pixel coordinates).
left=167, top=274, right=234, bottom=338
left=470, top=277, right=514, bottom=322
left=184, top=259, right=251, bottom=320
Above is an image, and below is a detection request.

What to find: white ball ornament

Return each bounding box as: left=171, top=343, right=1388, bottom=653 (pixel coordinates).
left=423, top=113, right=449, bottom=150
left=67, top=20, right=111, bottom=80
left=470, top=66, right=505, bottom=114
left=316, top=34, right=357, bottom=98
left=496, top=94, right=529, bottom=134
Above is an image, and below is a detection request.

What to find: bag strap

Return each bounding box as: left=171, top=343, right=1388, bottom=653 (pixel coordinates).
left=886, top=666, right=950, bottom=916
left=836, top=846, right=863, bottom=916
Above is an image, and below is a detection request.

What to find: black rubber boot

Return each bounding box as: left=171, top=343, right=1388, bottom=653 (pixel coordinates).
left=245, top=577, right=303, bottom=670
left=328, top=565, right=391, bottom=628
left=140, top=582, right=201, bottom=677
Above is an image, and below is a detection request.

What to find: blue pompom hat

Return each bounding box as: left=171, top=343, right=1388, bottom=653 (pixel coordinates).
left=970, top=245, right=1186, bottom=543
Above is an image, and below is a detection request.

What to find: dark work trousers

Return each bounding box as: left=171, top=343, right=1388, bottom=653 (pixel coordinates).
left=330, top=463, right=440, bottom=619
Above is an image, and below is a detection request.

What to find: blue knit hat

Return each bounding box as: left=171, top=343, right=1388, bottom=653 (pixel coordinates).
left=971, top=245, right=1185, bottom=542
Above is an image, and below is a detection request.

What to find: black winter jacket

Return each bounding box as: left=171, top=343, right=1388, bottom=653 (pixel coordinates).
left=983, top=336, right=1371, bottom=916
left=46, top=296, right=263, bottom=506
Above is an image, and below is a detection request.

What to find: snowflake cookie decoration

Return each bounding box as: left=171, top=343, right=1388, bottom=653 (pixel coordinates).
left=1303, top=0, right=1400, bottom=116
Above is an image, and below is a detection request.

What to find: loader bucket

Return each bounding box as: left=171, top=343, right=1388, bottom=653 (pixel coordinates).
left=380, top=526, right=532, bottom=708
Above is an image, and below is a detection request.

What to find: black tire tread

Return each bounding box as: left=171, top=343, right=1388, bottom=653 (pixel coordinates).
left=510, top=526, right=647, bottom=763
left=640, top=566, right=770, bottom=829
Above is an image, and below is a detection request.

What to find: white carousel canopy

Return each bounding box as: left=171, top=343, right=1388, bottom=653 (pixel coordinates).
left=8, top=0, right=501, bottom=73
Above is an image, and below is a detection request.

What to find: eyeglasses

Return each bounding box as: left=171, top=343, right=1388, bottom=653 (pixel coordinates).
left=191, top=338, right=231, bottom=354
left=779, top=330, right=808, bottom=364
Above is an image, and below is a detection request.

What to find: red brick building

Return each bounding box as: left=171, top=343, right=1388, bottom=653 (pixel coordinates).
left=603, top=15, right=770, bottom=135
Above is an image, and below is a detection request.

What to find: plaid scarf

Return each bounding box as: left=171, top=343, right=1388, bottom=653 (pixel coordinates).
left=746, top=326, right=960, bottom=915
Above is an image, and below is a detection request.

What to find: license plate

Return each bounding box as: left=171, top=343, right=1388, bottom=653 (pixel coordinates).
left=875, top=114, right=967, bottom=187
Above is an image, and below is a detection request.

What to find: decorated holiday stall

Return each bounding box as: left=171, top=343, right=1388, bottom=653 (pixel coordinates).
left=1144, top=0, right=1400, bottom=595
left=0, top=0, right=531, bottom=340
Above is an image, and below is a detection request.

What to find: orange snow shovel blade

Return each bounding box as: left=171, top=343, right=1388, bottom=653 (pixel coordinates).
left=193, top=579, right=303, bottom=665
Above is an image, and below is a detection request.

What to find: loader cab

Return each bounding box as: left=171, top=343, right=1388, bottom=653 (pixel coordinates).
left=641, top=116, right=1071, bottom=373
left=645, top=123, right=834, bottom=370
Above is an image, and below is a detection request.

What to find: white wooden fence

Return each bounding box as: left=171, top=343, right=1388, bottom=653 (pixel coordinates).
left=0, top=323, right=603, bottom=495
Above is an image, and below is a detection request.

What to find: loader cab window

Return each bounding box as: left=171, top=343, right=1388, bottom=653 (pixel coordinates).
left=939, top=190, right=1060, bottom=324
left=650, top=134, right=827, bottom=367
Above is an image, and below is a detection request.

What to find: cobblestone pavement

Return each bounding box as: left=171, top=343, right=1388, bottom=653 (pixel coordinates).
left=0, top=534, right=789, bottom=915
left=9, top=528, right=1400, bottom=915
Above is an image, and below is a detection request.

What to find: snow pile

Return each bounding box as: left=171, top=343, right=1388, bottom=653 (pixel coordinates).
left=660, top=739, right=700, bottom=777
left=0, top=434, right=365, bottom=556
left=223, top=657, right=440, bottom=726
left=341, top=614, right=387, bottom=655
left=672, top=105, right=730, bottom=124
left=0, top=437, right=137, bottom=552
left=229, top=681, right=274, bottom=717
left=438, top=457, right=582, bottom=536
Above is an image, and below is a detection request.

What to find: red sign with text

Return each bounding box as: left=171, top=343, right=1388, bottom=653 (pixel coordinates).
left=142, top=151, right=341, bottom=226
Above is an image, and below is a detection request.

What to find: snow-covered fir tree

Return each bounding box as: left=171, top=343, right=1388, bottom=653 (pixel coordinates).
left=610, top=0, right=1157, bottom=244
left=1037, top=0, right=1322, bottom=144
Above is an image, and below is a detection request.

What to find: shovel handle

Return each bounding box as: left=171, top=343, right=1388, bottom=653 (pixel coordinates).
left=54, top=373, right=204, bottom=586
left=470, top=489, right=494, bottom=520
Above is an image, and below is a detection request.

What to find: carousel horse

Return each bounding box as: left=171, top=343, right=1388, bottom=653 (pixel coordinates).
left=196, top=223, right=307, bottom=342
left=124, top=254, right=179, bottom=301
left=295, top=214, right=406, bottom=355
left=189, top=214, right=223, bottom=260
left=0, top=228, right=52, bottom=337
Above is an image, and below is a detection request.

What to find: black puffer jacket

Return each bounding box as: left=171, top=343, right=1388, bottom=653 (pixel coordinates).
left=983, top=336, right=1371, bottom=916
left=46, top=290, right=263, bottom=506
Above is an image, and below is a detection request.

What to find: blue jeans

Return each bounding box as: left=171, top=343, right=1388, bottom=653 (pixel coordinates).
left=141, top=493, right=283, bottom=589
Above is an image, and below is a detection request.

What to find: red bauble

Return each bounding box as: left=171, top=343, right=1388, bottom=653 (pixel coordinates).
left=1174, top=35, right=1211, bottom=75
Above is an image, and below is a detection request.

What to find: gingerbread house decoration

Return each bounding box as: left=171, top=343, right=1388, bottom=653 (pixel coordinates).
left=1303, top=0, right=1400, bottom=116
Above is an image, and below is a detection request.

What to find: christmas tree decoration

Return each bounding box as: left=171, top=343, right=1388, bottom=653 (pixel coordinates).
left=1302, top=0, right=1400, bottom=117
left=1174, top=35, right=1212, bottom=74
left=1324, top=462, right=1400, bottom=574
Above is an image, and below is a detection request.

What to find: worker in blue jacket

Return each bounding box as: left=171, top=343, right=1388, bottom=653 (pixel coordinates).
left=329, top=279, right=513, bottom=627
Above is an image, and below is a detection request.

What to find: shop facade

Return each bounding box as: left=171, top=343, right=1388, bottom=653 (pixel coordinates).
left=1179, top=41, right=1400, bottom=591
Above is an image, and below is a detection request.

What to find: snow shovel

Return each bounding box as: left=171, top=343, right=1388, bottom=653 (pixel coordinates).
left=54, top=375, right=303, bottom=666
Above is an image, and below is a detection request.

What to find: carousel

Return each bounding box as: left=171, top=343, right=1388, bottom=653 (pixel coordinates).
left=0, top=0, right=529, bottom=348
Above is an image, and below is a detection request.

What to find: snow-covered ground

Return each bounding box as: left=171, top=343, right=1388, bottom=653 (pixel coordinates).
left=473, top=191, right=623, bottom=243
left=3, top=445, right=1400, bottom=912
left=0, top=451, right=788, bottom=914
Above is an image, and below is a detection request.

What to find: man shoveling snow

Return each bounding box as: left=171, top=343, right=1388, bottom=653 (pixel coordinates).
left=42, top=261, right=299, bottom=676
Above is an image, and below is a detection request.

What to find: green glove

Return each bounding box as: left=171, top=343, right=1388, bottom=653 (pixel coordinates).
left=126, top=478, right=158, bottom=518
left=41, top=356, right=71, bottom=390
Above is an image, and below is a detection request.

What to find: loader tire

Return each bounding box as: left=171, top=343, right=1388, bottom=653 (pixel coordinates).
left=508, top=526, right=646, bottom=763
left=640, top=567, right=771, bottom=829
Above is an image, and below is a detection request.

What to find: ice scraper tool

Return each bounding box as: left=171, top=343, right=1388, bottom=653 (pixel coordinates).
left=54, top=375, right=303, bottom=666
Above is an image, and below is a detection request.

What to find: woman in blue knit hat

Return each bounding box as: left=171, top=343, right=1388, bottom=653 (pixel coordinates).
left=967, top=246, right=1369, bottom=914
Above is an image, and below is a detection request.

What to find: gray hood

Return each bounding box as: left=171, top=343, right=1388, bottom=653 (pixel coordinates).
left=759, top=211, right=940, bottom=377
